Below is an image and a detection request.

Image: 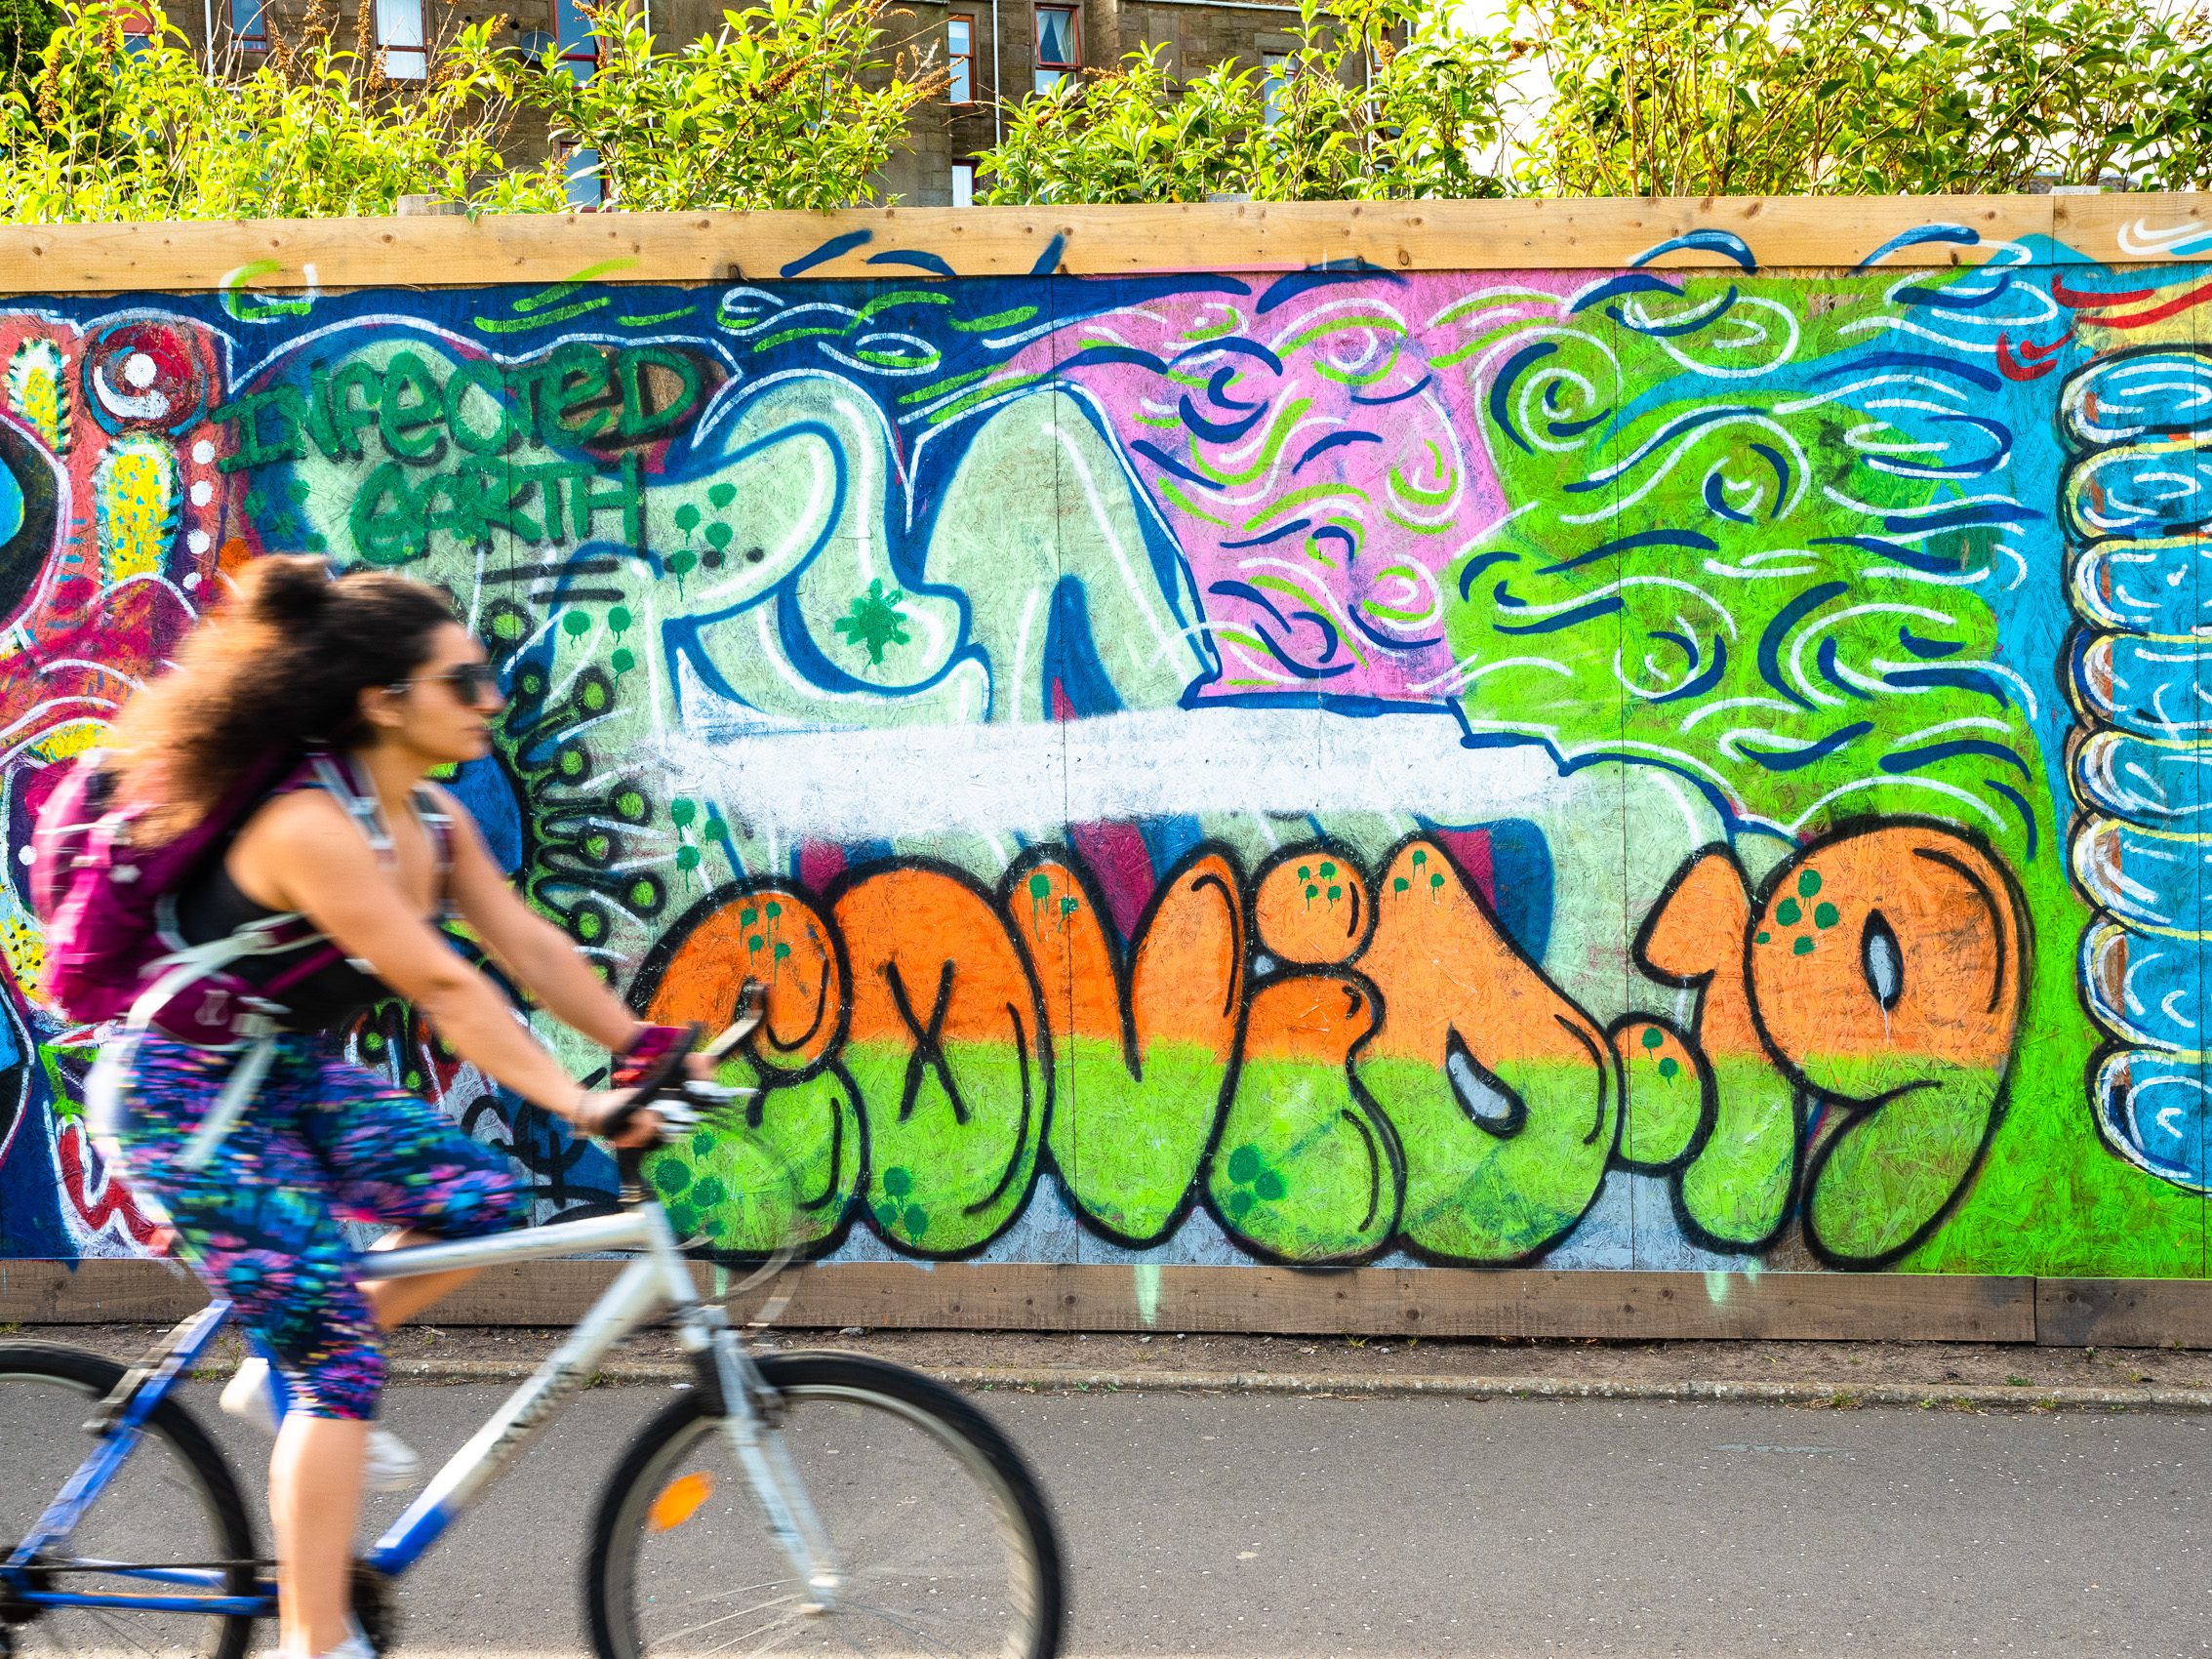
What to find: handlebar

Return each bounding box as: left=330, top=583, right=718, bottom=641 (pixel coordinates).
left=596, top=983, right=801, bottom=1296
left=598, top=980, right=768, bottom=1143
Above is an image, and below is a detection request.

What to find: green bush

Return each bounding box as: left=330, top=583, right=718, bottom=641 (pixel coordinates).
left=982, top=0, right=1513, bottom=204
left=462, top=0, right=945, bottom=212
left=7, top=0, right=2210, bottom=217
left=982, top=0, right=2212, bottom=203
left=0, top=0, right=56, bottom=92
left=0, top=0, right=940, bottom=219
left=2, top=0, right=525, bottom=220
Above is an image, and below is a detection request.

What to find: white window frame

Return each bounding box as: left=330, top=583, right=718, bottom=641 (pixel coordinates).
left=1262, top=50, right=1292, bottom=125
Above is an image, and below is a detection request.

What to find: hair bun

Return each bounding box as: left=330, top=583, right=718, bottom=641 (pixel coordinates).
left=247, top=556, right=336, bottom=627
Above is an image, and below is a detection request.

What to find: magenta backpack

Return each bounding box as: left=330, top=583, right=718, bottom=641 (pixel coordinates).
left=27, top=748, right=387, bottom=1045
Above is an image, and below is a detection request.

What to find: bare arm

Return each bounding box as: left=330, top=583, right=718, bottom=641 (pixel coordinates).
left=433, top=789, right=641, bottom=1054
left=245, top=792, right=600, bottom=1120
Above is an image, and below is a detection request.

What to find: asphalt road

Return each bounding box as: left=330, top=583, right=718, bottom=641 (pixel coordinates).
left=40, top=1381, right=2212, bottom=1656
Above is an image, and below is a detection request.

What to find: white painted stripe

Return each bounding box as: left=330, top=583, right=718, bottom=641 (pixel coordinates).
left=652, top=706, right=1576, bottom=839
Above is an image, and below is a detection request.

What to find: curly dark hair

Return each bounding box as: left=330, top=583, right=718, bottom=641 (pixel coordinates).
left=104, top=556, right=462, bottom=838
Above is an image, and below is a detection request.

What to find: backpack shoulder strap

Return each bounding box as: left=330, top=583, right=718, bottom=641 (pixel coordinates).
left=412, top=785, right=456, bottom=914
left=302, top=750, right=397, bottom=870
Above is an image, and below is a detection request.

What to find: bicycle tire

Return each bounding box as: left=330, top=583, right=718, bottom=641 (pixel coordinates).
left=0, top=1343, right=257, bottom=1659
left=585, top=1351, right=1065, bottom=1659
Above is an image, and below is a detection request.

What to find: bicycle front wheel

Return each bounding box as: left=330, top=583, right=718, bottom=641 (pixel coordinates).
left=0, top=1343, right=257, bottom=1659
left=586, top=1352, right=1064, bottom=1659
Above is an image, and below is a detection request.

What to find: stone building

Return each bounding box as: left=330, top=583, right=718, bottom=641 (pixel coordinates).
left=133, top=0, right=1298, bottom=206
left=853, top=0, right=1307, bottom=203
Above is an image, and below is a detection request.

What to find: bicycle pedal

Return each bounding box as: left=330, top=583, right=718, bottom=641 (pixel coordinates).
left=350, top=1559, right=398, bottom=1657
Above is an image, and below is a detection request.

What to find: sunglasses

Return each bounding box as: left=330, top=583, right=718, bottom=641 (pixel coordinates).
left=388, top=662, right=503, bottom=707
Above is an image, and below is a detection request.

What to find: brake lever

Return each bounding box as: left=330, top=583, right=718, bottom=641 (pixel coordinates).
left=700, top=981, right=769, bottom=1064
left=646, top=1083, right=759, bottom=1143
left=681, top=1080, right=754, bottom=1106
left=651, top=1100, right=702, bottom=1134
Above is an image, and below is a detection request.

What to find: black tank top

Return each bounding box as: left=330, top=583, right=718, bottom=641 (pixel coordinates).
left=172, top=787, right=452, bottom=1034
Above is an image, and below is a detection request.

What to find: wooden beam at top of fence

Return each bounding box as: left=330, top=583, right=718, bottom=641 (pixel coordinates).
left=0, top=195, right=2132, bottom=295
left=2048, top=193, right=2212, bottom=268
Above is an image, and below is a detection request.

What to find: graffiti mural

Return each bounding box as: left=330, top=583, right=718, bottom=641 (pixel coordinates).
left=0, top=218, right=2207, bottom=1279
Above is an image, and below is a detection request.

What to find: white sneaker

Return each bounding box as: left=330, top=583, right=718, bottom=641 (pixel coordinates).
left=220, top=1357, right=422, bottom=1493
left=276, top=1631, right=377, bottom=1659
left=360, top=1427, right=421, bottom=1493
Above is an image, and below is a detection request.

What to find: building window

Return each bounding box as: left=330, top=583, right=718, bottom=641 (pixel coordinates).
left=117, top=4, right=156, bottom=53
left=1032, top=3, right=1076, bottom=95
left=946, top=14, right=974, bottom=102
left=376, top=0, right=426, bottom=79
left=1262, top=50, right=1291, bottom=124
left=229, top=0, right=266, bottom=51
left=559, top=142, right=606, bottom=208
left=951, top=160, right=976, bottom=207
left=554, top=0, right=599, bottom=80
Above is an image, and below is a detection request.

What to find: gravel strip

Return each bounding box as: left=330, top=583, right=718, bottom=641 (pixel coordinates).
left=348, top=1355, right=2212, bottom=1411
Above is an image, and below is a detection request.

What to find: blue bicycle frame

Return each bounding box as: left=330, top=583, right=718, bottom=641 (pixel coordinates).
left=5, top=1297, right=267, bottom=1618
left=4, top=1200, right=840, bottom=1627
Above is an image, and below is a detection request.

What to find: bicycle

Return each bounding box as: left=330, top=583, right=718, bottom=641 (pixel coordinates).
left=0, top=1007, right=1066, bottom=1659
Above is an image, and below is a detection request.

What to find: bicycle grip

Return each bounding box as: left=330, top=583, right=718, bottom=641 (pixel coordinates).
left=598, top=1021, right=700, bottom=1141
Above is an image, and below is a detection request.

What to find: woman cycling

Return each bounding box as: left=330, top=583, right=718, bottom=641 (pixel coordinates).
left=91, top=555, right=673, bottom=1659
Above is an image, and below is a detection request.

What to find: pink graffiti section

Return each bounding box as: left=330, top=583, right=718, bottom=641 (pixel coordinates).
left=1012, top=273, right=1591, bottom=703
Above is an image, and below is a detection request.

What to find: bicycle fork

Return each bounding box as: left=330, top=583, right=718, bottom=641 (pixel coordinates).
left=654, top=1213, right=844, bottom=1611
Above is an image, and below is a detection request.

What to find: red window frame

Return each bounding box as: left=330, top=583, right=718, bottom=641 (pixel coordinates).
left=228, top=0, right=266, bottom=53
left=116, top=3, right=158, bottom=48
left=376, top=0, right=427, bottom=78
left=1032, top=3, right=1077, bottom=89
left=555, top=0, right=601, bottom=78
left=946, top=13, right=975, bottom=103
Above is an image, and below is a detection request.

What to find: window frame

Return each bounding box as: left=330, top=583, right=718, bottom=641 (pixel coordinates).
left=116, top=3, right=157, bottom=52
left=1031, top=2, right=1077, bottom=95
left=1261, top=50, right=1293, bottom=125
left=556, top=139, right=606, bottom=209
left=950, top=158, right=978, bottom=208
left=227, top=0, right=266, bottom=53
left=554, top=0, right=601, bottom=80
left=375, top=0, right=427, bottom=80
left=946, top=12, right=976, bottom=103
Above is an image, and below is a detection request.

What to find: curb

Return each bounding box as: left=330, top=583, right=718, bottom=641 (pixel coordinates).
left=308, top=1356, right=2212, bottom=1412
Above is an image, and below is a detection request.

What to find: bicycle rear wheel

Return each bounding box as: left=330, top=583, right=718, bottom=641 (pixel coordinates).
left=586, top=1351, right=1064, bottom=1659
left=0, top=1343, right=256, bottom=1659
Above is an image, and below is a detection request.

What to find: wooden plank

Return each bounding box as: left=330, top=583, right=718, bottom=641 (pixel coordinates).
left=2036, top=1278, right=2212, bottom=1349
left=771, top=1266, right=2035, bottom=1341
left=2, top=1258, right=2036, bottom=1341
left=0, top=1259, right=212, bottom=1322
left=0, top=196, right=2072, bottom=296
left=2051, top=195, right=2212, bottom=268
left=0, top=1259, right=719, bottom=1325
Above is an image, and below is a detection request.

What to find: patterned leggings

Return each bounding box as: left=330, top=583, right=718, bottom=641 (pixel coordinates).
left=101, top=1032, right=526, bottom=1421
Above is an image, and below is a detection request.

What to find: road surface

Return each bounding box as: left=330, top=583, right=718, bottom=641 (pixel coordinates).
left=32, top=1380, right=2212, bottom=1656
